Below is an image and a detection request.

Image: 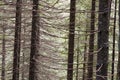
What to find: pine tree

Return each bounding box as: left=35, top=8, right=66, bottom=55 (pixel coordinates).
left=82, top=13, right=89, bottom=80
left=67, top=0, right=76, bottom=80
left=1, top=27, right=6, bottom=80
left=12, top=0, right=22, bottom=80
left=117, top=0, right=120, bottom=80
left=111, top=0, right=117, bottom=79
left=96, top=0, right=110, bottom=80
left=87, top=0, right=96, bottom=80
left=29, top=0, right=39, bottom=80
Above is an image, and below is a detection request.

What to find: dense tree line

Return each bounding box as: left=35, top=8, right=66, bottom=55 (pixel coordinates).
left=0, top=0, right=120, bottom=80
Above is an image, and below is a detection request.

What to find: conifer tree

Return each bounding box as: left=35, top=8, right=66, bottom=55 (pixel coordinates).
left=1, top=27, right=6, bottom=80
left=87, top=0, right=96, bottom=79
left=96, top=0, right=110, bottom=80
left=12, top=0, right=22, bottom=80
left=117, top=0, right=120, bottom=80
left=29, top=0, right=39, bottom=80
left=67, top=0, right=76, bottom=80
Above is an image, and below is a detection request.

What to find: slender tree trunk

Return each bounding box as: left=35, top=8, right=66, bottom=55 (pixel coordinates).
left=76, top=32, right=80, bottom=80
left=29, top=0, right=39, bottom=80
left=111, top=0, right=117, bottom=80
left=82, top=31, right=87, bottom=80
left=22, top=51, right=25, bottom=80
left=96, top=0, right=110, bottom=80
left=87, top=0, right=96, bottom=80
left=82, top=13, right=88, bottom=80
left=21, top=26, right=26, bottom=80
left=67, top=0, right=76, bottom=80
left=117, top=0, right=120, bottom=80
left=12, top=0, right=22, bottom=80
left=21, top=1, right=27, bottom=79
left=1, top=27, right=6, bottom=80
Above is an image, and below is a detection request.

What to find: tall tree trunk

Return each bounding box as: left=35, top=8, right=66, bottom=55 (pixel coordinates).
left=21, top=26, right=26, bottom=80
left=82, top=13, right=88, bottom=80
left=96, top=0, right=110, bottom=80
left=111, top=0, right=117, bottom=80
left=29, top=0, right=39, bottom=80
left=12, top=0, right=22, bottom=80
left=67, top=0, right=76, bottom=80
left=76, top=31, right=80, bottom=80
left=22, top=51, right=25, bottom=80
left=1, top=27, right=6, bottom=80
left=87, top=0, right=96, bottom=80
left=117, top=0, right=120, bottom=80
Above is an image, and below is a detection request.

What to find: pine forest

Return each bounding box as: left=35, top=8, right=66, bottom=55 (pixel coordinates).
left=0, top=0, right=120, bottom=80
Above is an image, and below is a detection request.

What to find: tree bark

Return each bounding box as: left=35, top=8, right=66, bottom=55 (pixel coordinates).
left=21, top=26, right=26, bottom=80
left=111, top=0, right=117, bottom=80
left=76, top=31, right=80, bottom=80
left=117, top=0, right=120, bottom=80
left=67, top=0, right=76, bottom=80
left=29, top=0, right=40, bottom=80
left=82, top=13, right=88, bottom=80
left=87, top=0, right=96, bottom=80
left=1, top=27, right=6, bottom=80
left=96, top=0, right=110, bottom=80
left=12, top=0, right=22, bottom=80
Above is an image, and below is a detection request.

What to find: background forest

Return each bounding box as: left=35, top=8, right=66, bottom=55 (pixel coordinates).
left=0, top=0, right=119, bottom=80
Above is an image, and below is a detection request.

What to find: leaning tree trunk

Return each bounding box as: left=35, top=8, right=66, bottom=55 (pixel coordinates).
left=67, top=0, right=76, bottom=80
left=111, top=0, right=117, bottom=80
left=12, top=0, right=22, bottom=80
left=87, top=0, right=96, bottom=80
left=117, top=0, right=120, bottom=80
left=29, top=0, right=40, bottom=80
left=1, top=27, right=6, bottom=80
left=96, top=0, right=110, bottom=80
